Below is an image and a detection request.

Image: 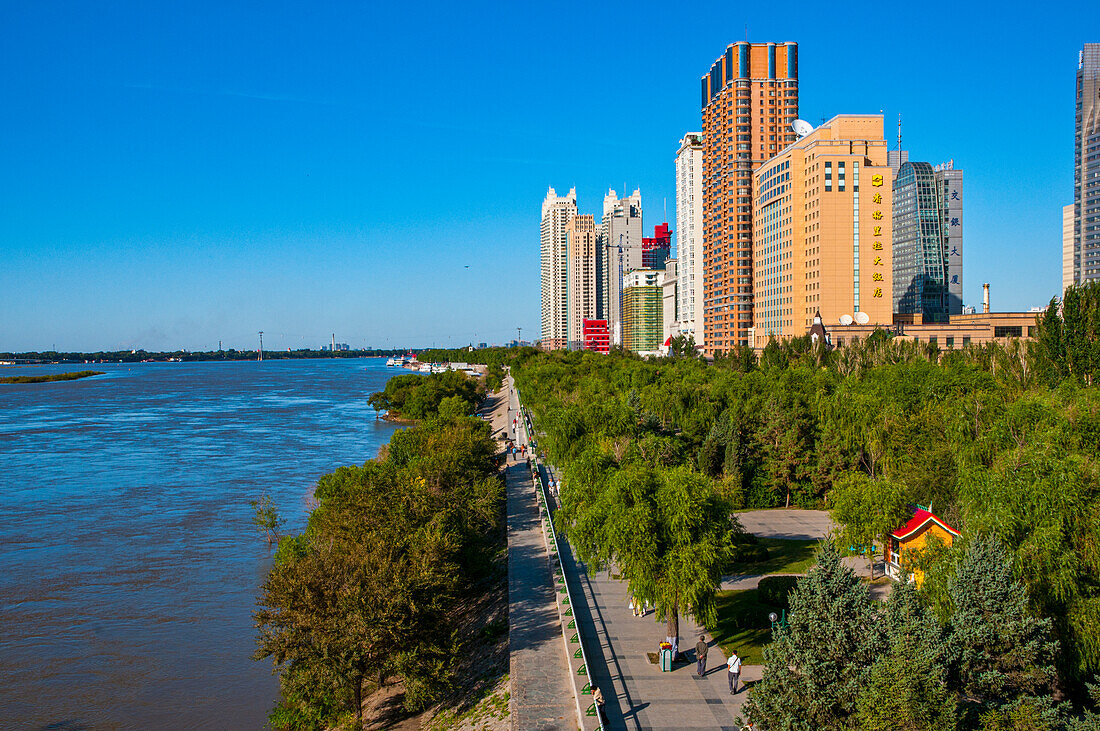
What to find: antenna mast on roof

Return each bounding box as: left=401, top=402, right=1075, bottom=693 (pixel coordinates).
left=897, top=113, right=902, bottom=151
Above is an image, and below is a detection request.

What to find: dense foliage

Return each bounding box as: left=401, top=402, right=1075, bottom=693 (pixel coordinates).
left=746, top=537, right=1061, bottom=730
left=506, top=283, right=1100, bottom=717
left=254, top=414, right=502, bottom=729
left=367, top=370, right=482, bottom=420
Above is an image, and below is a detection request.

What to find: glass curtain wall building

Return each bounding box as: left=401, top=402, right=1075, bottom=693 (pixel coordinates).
left=1074, top=44, right=1100, bottom=284
left=892, top=162, right=963, bottom=319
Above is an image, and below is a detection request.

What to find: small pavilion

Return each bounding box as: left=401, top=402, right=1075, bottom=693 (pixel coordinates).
left=885, top=507, right=960, bottom=585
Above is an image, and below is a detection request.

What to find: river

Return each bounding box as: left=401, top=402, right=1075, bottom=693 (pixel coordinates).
left=0, top=358, right=407, bottom=728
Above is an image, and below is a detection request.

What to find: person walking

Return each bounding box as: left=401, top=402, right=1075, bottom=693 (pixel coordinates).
left=727, top=650, right=742, bottom=695
left=695, top=635, right=709, bottom=677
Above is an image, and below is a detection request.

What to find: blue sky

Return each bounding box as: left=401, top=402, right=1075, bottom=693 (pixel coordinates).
left=1, top=1, right=1096, bottom=351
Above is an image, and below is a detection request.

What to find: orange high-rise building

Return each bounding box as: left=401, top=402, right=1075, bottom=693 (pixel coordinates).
left=700, top=41, right=799, bottom=353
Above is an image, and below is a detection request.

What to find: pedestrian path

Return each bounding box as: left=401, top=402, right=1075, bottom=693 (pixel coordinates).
left=533, top=444, right=754, bottom=729
left=503, top=378, right=577, bottom=731
left=558, top=543, right=757, bottom=730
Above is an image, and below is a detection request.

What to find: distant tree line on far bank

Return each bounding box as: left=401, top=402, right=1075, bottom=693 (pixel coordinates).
left=0, top=348, right=410, bottom=363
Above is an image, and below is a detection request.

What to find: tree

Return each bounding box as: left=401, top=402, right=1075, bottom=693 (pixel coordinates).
left=743, top=542, right=883, bottom=730
left=668, top=334, right=699, bottom=359
left=255, top=519, right=454, bottom=729
left=856, top=577, right=958, bottom=731
left=255, top=416, right=502, bottom=728
left=829, top=473, right=912, bottom=577
left=948, top=534, right=1058, bottom=724
left=249, top=494, right=285, bottom=546
left=557, top=464, right=737, bottom=645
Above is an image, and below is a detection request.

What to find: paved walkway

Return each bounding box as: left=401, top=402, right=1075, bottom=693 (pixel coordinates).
left=536, top=466, right=752, bottom=729
left=503, top=378, right=576, bottom=731
left=734, top=508, right=833, bottom=540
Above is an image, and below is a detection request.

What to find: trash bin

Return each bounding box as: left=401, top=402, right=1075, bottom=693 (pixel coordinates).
left=660, top=647, right=673, bottom=672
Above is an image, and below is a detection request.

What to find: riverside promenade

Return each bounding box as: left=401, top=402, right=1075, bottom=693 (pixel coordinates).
left=507, top=390, right=752, bottom=730
left=499, top=376, right=577, bottom=731
left=539, top=458, right=755, bottom=730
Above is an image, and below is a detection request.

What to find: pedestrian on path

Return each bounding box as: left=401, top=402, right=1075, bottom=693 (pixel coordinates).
left=695, top=635, right=709, bottom=677
left=727, top=650, right=742, bottom=694
left=593, top=685, right=606, bottom=725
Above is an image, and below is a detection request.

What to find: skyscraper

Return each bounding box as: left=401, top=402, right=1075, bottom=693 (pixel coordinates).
left=599, top=188, right=643, bottom=346
left=566, top=214, right=599, bottom=349
left=750, top=115, right=894, bottom=344
left=540, top=186, right=577, bottom=350
left=675, top=133, right=704, bottom=343
left=892, top=161, right=964, bottom=319
left=1073, top=44, right=1100, bottom=284
left=701, top=41, right=799, bottom=353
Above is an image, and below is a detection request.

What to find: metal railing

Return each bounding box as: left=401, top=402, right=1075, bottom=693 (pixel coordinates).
left=515, top=391, right=604, bottom=730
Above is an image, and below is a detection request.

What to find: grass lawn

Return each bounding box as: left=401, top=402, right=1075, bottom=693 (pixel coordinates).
left=733, top=537, right=820, bottom=575
left=707, top=588, right=781, bottom=666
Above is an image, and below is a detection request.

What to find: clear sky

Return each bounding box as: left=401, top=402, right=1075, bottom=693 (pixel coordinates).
left=1, top=1, right=1096, bottom=352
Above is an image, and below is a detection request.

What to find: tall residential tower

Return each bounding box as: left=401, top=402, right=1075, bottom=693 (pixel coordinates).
left=675, top=133, right=704, bottom=343
left=1073, top=44, right=1100, bottom=284
left=540, top=186, right=577, bottom=350
left=600, top=188, right=643, bottom=345
left=566, top=214, right=599, bottom=349
left=701, top=41, right=799, bottom=353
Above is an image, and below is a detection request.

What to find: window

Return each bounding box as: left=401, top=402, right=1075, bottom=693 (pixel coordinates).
left=963, top=336, right=971, bottom=346
left=994, top=326, right=1024, bottom=338
left=945, top=337, right=954, bottom=348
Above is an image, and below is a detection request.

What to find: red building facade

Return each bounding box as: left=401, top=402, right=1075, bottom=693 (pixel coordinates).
left=642, top=222, right=672, bottom=270
left=583, top=319, right=610, bottom=354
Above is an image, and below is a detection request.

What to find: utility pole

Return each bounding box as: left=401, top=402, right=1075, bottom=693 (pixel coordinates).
left=258, top=331, right=264, bottom=361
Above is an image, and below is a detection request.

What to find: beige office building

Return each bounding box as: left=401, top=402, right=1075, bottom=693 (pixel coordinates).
left=750, top=115, right=894, bottom=346
left=540, top=186, right=578, bottom=350
left=566, top=214, right=599, bottom=348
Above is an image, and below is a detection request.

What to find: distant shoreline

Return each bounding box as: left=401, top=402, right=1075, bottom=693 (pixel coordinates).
left=0, top=349, right=410, bottom=366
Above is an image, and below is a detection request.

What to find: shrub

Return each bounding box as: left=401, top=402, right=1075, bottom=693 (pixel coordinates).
left=757, top=575, right=799, bottom=610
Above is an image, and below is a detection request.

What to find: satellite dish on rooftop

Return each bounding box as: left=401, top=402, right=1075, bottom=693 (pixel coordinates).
left=854, top=311, right=870, bottom=325
left=791, top=119, right=814, bottom=138
left=839, top=314, right=854, bottom=326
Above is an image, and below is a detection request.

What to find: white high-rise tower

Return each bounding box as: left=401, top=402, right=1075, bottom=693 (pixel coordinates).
left=540, top=187, right=577, bottom=350
left=675, top=133, right=704, bottom=345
